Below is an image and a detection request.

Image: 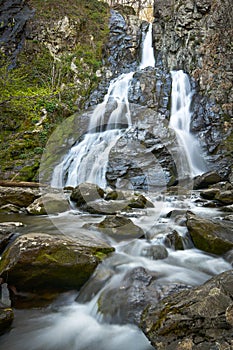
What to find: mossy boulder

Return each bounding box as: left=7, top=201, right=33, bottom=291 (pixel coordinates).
left=186, top=211, right=233, bottom=255
left=0, top=232, right=114, bottom=293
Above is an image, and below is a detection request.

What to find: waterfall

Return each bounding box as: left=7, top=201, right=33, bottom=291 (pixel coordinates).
left=140, top=23, right=155, bottom=69
left=51, top=72, right=133, bottom=189
left=51, top=24, right=155, bottom=189
left=169, top=70, right=206, bottom=178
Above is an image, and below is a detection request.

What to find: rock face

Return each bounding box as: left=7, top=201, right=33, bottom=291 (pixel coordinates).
left=140, top=270, right=233, bottom=350
left=0, top=0, right=34, bottom=66
left=152, top=0, right=233, bottom=178
left=0, top=232, right=114, bottom=293
left=186, top=211, right=233, bottom=255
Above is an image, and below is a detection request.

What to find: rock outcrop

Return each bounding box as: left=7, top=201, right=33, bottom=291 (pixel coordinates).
left=152, top=0, right=233, bottom=178
left=140, top=269, right=233, bottom=349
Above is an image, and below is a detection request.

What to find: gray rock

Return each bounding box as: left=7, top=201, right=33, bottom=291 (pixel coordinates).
left=140, top=270, right=233, bottom=349
left=86, top=215, right=144, bottom=241
left=70, top=182, right=105, bottom=207
left=98, top=266, right=189, bottom=325
left=194, top=171, right=222, bottom=190
left=0, top=186, right=40, bottom=208
left=141, top=245, right=168, bottom=260
left=27, top=192, right=70, bottom=215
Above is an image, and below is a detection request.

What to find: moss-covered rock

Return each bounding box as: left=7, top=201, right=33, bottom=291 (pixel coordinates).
left=186, top=211, right=233, bottom=255
left=0, top=232, right=114, bottom=293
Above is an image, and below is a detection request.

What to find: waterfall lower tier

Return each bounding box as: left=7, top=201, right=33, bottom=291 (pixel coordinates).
left=51, top=130, right=122, bottom=189
left=169, top=70, right=206, bottom=178
left=51, top=72, right=134, bottom=188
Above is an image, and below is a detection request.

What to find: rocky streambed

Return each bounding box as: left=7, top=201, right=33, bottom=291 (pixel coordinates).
left=0, top=173, right=233, bottom=349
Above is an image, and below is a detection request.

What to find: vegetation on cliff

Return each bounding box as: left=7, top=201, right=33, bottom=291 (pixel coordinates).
left=0, top=0, right=110, bottom=181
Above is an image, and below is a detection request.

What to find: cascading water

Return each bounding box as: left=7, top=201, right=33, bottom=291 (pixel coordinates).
left=169, top=70, right=206, bottom=178
left=51, top=72, right=134, bottom=189
left=140, top=23, right=155, bottom=69
left=51, top=23, right=155, bottom=189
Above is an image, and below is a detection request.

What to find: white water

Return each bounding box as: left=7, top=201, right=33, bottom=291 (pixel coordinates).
left=140, top=23, right=155, bottom=69
left=51, top=72, right=134, bottom=188
left=169, top=70, right=206, bottom=178
left=51, top=23, right=156, bottom=189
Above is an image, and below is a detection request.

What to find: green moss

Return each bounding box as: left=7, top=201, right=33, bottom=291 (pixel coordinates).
left=0, top=0, right=110, bottom=181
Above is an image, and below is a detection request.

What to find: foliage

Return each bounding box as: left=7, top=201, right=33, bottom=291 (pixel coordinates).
left=0, top=0, right=110, bottom=181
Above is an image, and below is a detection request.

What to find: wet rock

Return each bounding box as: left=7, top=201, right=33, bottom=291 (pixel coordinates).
left=200, top=182, right=233, bottom=205
left=0, top=222, right=23, bottom=254
left=0, top=204, right=23, bottom=214
left=87, top=215, right=144, bottom=240
left=26, top=192, right=70, bottom=215
left=186, top=211, right=233, bottom=255
left=193, top=171, right=222, bottom=190
left=0, top=308, right=14, bottom=335
left=0, top=232, right=114, bottom=294
left=140, top=270, right=233, bottom=350
left=98, top=266, right=189, bottom=325
left=0, top=186, right=40, bottom=208
left=224, top=249, right=233, bottom=266
left=70, top=182, right=105, bottom=207
left=215, top=190, right=233, bottom=205
left=141, top=245, right=168, bottom=260
left=165, top=230, right=184, bottom=250
left=200, top=187, right=220, bottom=200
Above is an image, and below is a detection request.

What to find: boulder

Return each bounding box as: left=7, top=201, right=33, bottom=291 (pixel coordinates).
left=165, top=230, right=185, bottom=250
left=98, top=266, right=189, bottom=325
left=200, top=182, right=233, bottom=205
left=140, top=270, right=233, bottom=350
left=0, top=232, right=114, bottom=294
left=0, top=308, right=14, bottom=335
left=86, top=215, right=144, bottom=240
left=186, top=211, right=233, bottom=255
left=193, top=171, right=222, bottom=190
left=70, top=182, right=105, bottom=207
left=26, top=193, right=70, bottom=215
left=0, top=186, right=40, bottom=208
